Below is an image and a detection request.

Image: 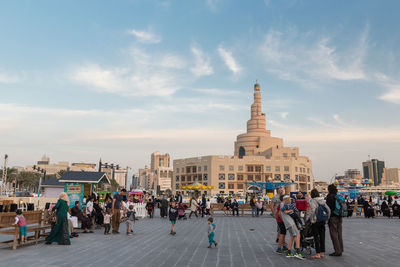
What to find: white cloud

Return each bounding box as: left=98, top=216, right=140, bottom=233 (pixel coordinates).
left=258, top=27, right=368, bottom=87
left=217, top=46, right=242, bottom=74
left=71, top=46, right=187, bottom=97
left=0, top=70, right=19, bottom=84
left=333, top=114, right=346, bottom=126
left=190, top=45, right=214, bottom=76
left=376, top=74, right=400, bottom=104
left=192, top=88, right=242, bottom=95
left=128, top=28, right=161, bottom=44
left=278, top=112, right=289, bottom=119
left=379, top=86, right=400, bottom=104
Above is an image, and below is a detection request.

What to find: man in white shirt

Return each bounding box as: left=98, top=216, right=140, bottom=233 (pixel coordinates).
left=86, top=197, right=94, bottom=228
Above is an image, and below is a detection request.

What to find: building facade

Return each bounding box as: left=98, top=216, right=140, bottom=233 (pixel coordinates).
left=151, top=151, right=170, bottom=171
left=172, top=83, right=313, bottom=196
left=383, top=168, right=400, bottom=185
left=363, top=159, right=385, bottom=186
left=26, top=155, right=96, bottom=175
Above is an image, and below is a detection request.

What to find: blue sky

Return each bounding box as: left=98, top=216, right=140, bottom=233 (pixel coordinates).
left=1, top=0, right=400, bottom=181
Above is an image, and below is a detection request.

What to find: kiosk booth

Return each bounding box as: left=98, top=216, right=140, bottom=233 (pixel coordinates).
left=59, top=171, right=110, bottom=208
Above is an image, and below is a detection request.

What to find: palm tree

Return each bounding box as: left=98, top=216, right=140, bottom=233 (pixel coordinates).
left=0, top=167, right=18, bottom=191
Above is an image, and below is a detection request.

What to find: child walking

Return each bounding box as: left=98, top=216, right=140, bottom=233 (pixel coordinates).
left=207, top=217, right=218, bottom=248
left=169, top=200, right=178, bottom=235
left=104, top=208, right=112, bottom=235
left=13, top=209, right=27, bottom=243
left=126, top=205, right=136, bottom=235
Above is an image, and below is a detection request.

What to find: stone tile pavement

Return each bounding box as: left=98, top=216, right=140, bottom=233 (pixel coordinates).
left=0, top=213, right=399, bottom=267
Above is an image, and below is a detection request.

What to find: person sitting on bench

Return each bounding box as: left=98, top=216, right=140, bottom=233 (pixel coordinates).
left=70, top=201, right=93, bottom=233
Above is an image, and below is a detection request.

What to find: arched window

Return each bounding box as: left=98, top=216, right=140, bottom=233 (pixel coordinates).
left=239, top=146, right=245, bottom=158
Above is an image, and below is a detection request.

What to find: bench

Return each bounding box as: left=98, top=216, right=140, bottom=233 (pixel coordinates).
left=0, top=210, right=51, bottom=250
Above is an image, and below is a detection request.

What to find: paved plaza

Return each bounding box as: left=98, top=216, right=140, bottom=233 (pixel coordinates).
left=0, top=214, right=399, bottom=267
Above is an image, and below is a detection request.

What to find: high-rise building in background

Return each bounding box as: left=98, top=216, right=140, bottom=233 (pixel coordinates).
left=138, top=152, right=173, bottom=193
left=173, top=83, right=314, bottom=195
left=382, top=168, right=400, bottom=185
left=363, top=159, right=385, bottom=186
left=151, top=151, right=170, bottom=171
left=343, top=169, right=362, bottom=183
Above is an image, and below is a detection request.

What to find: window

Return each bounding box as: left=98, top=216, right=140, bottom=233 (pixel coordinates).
left=219, top=174, right=225, bottom=180
left=203, top=174, right=208, bottom=180
left=159, top=158, right=164, bottom=167
left=229, top=165, right=234, bottom=171
left=192, top=166, right=197, bottom=173
left=198, top=174, right=202, bottom=181
left=295, top=167, right=298, bottom=172
left=291, top=153, right=296, bottom=157
left=238, top=165, right=243, bottom=171
left=308, top=176, right=310, bottom=182
left=295, top=175, right=298, bottom=181
left=181, top=175, right=185, bottom=181
left=219, top=183, right=225, bottom=189
left=284, top=166, right=289, bottom=172
left=198, top=166, right=201, bottom=172
left=203, top=182, right=208, bottom=186
left=274, top=174, right=281, bottom=180
left=193, top=174, right=197, bottom=181
left=283, top=153, right=288, bottom=157
left=237, top=174, right=244, bottom=180
left=176, top=168, right=180, bottom=173
left=219, top=165, right=225, bottom=171
left=296, top=184, right=298, bottom=190
left=237, top=183, right=244, bottom=189
left=266, top=166, right=271, bottom=171
left=228, top=183, right=234, bottom=189
left=284, top=174, right=290, bottom=180
left=176, top=175, right=179, bottom=182
left=176, top=184, right=179, bottom=189
left=308, top=184, right=311, bottom=190
left=181, top=168, right=184, bottom=173
left=204, top=166, right=208, bottom=171
left=247, top=165, right=254, bottom=172
left=255, top=175, right=261, bottom=181
left=220, top=191, right=225, bottom=194
left=255, top=165, right=262, bottom=172
left=248, top=174, right=253, bottom=180
left=187, top=175, right=191, bottom=182
left=228, top=173, right=235, bottom=180
left=275, top=166, right=280, bottom=171
left=186, top=167, right=191, bottom=173
left=307, top=168, right=310, bottom=174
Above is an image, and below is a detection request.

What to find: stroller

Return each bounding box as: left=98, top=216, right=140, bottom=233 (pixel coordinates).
left=178, top=203, right=187, bottom=220
left=300, top=220, right=314, bottom=255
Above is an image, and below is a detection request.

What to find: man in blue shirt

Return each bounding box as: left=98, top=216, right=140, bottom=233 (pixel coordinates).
left=112, top=188, right=126, bottom=234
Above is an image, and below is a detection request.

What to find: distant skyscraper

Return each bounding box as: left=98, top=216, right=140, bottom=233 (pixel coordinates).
left=151, top=151, right=170, bottom=171
left=362, top=159, right=385, bottom=186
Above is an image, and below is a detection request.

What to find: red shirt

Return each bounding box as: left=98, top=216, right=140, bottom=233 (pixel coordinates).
left=276, top=205, right=283, bottom=223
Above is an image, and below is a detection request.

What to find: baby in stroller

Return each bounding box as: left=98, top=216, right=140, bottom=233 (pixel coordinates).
left=178, top=203, right=187, bottom=220
left=300, top=220, right=315, bottom=255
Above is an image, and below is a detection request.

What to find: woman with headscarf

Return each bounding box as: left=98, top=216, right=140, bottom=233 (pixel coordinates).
left=160, top=196, right=169, bottom=218
left=381, top=201, right=390, bottom=218
left=45, top=192, right=71, bottom=245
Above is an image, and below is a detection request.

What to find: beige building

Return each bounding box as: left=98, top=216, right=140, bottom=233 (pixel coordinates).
left=138, top=152, right=173, bottom=192
left=382, top=168, right=400, bottom=185
left=314, top=180, right=329, bottom=194
left=173, top=83, right=313, bottom=196
left=26, top=155, right=96, bottom=175
left=151, top=151, right=170, bottom=171
left=100, top=166, right=128, bottom=188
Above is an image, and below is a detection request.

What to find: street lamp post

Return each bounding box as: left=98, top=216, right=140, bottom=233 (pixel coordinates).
left=33, top=165, right=46, bottom=197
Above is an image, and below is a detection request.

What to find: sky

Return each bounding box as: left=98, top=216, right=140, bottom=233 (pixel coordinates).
left=1, top=0, right=400, bottom=181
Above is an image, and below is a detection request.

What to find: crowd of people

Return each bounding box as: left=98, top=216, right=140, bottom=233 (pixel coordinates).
left=24, top=185, right=395, bottom=262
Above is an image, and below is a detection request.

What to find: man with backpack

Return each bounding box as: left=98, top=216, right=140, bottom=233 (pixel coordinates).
left=306, top=189, right=330, bottom=259
left=326, top=184, right=344, bottom=257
